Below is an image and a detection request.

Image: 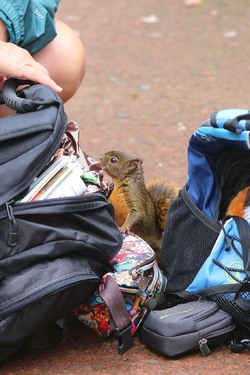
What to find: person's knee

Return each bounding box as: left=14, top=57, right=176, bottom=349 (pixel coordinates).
left=33, top=19, right=86, bottom=102
left=53, top=19, right=86, bottom=102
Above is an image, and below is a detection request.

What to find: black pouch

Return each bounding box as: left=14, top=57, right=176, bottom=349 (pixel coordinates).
left=140, top=300, right=235, bottom=357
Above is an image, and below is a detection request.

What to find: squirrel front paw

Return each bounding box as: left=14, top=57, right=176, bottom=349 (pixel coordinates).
left=119, top=224, right=129, bottom=234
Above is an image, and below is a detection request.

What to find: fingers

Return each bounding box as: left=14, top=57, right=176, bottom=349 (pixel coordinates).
left=20, top=63, right=63, bottom=93
left=0, top=42, right=63, bottom=94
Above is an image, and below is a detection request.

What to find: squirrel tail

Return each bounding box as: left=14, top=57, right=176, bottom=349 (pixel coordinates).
left=146, top=178, right=179, bottom=232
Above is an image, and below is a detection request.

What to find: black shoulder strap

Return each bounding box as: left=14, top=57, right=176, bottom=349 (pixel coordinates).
left=233, top=216, right=250, bottom=278
left=228, top=216, right=250, bottom=313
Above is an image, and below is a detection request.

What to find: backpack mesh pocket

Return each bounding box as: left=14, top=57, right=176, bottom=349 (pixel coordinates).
left=161, top=186, right=220, bottom=293
left=208, top=291, right=250, bottom=328
left=0, top=131, right=51, bottom=166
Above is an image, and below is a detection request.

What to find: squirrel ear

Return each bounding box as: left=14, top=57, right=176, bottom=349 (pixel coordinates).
left=125, top=158, right=143, bottom=173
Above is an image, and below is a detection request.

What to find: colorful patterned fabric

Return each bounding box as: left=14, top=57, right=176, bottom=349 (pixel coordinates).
left=75, top=232, right=167, bottom=337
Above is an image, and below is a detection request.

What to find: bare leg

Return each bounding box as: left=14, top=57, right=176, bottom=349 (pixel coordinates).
left=33, top=19, right=86, bottom=103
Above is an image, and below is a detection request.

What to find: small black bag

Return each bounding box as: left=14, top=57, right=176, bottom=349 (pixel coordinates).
left=0, top=79, right=123, bottom=361
left=141, top=300, right=235, bottom=357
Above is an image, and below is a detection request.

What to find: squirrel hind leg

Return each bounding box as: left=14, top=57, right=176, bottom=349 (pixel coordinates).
left=146, top=178, right=179, bottom=232
left=155, top=249, right=162, bottom=268
left=148, top=237, right=163, bottom=268
left=151, top=246, right=162, bottom=268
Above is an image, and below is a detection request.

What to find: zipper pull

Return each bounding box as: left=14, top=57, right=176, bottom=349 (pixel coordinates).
left=6, top=201, right=18, bottom=247
left=137, top=276, right=149, bottom=290
left=145, top=284, right=157, bottom=311
left=145, top=297, right=157, bottom=311
left=199, top=338, right=210, bottom=356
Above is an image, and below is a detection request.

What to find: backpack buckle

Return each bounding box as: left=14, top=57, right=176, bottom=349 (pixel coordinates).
left=115, top=323, right=135, bottom=355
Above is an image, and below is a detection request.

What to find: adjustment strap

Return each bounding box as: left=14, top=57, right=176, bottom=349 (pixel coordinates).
left=100, top=275, right=135, bottom=354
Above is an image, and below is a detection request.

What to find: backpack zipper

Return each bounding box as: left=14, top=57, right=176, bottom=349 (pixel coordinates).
left=147, top=264, right=160, bottom=297
left=13, top=194, right=107, bottom=211
left=6, top=201, right=18, bottom=247
left=198, top=322, right=236, bottom=356
left=118, top=263, right=156, bottom=294
left=2, top=195, right=109, bottom=247
left=1, top=194, right=108, bottom=217
left=114, top=253, right=156, bottom=293
left=131, top=259, right=156, bottom=279
left=193, top=303, right=219, bottom=322
left=0, top=274, right=99, bottom=319
left=118, top=263, right=166, bottom=303
left=202, top=323, right=236, bottom=340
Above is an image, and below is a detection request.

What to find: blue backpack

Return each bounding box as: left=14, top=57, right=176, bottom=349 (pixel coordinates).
left=161, top=109, right=250, bottom=329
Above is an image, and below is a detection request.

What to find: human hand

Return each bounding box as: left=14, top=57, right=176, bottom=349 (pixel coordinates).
left=0, top=41, right=62, bottom=93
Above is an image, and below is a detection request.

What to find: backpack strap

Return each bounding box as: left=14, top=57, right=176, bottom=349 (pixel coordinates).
left=233, top=216, right=250, bottom=278
left=99, top=275, right=135, bottom=354
left=211, top=110, right=250, bottom=133
left=228, top=216, right=250, bottom=313
left=224, top=113, right=250, bottom=133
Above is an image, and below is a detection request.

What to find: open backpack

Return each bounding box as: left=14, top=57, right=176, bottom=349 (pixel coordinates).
left=0, top=79, right=123, bottom=362
left=161, top=109, right=250, bottom=331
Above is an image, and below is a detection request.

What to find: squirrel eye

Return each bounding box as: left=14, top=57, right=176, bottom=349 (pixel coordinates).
left=110, top=157, right=117, bottom=163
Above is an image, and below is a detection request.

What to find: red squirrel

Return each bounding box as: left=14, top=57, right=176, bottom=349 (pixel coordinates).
left=100, top=151, right=179, bottom=266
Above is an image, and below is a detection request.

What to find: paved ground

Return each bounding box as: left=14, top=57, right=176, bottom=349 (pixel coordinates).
left=1, top=0, right=250, bottom=374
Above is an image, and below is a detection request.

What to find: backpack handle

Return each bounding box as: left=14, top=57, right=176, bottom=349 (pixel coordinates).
left=1, top=78, right=55, bottom=113
left=211, top=110, right=250, bottom=133
left=224, top=113, right=250, bottom=133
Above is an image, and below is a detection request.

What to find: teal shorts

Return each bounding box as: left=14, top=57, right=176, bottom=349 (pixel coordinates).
left=0, top=0, right=60, bottom=54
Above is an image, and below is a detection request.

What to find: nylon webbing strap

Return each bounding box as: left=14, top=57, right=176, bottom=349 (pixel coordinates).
left=100, top=274, right=130, bottom=330
left=210, top=111, right=250, bottom=132
left=224, top=113, right=250, bottom=133
left=234, top=216, right=250, bottom=278
left=99, top=274, right=135, bottom=354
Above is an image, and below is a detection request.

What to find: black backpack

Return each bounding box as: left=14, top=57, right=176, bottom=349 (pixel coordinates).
left=0, top=79, right=123, bottom=361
